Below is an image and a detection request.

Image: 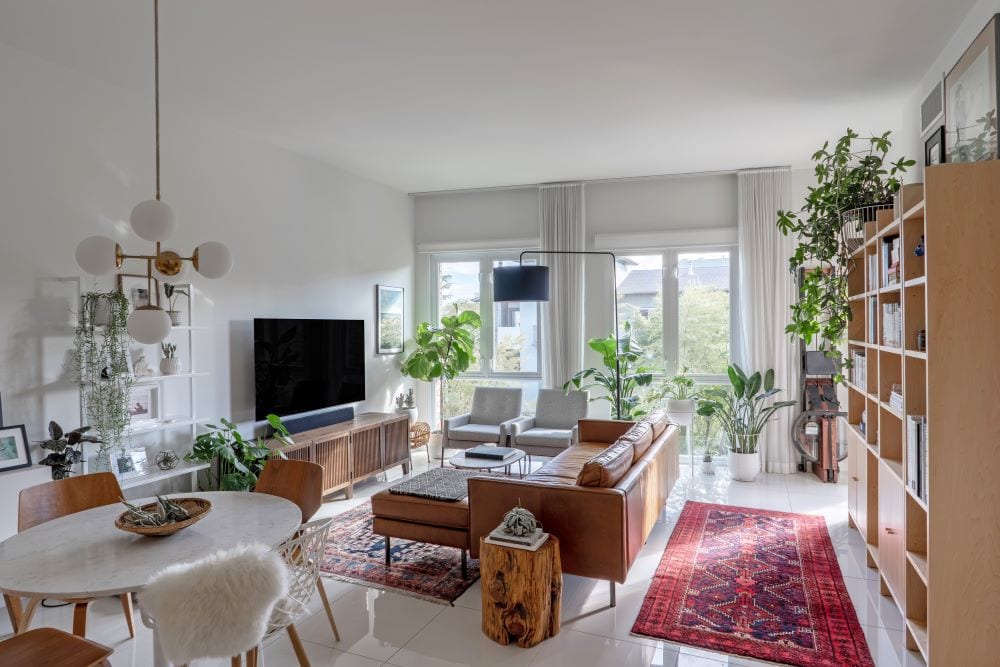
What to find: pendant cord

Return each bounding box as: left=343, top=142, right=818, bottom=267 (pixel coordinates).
left=154, top=0, right=161, bottom=201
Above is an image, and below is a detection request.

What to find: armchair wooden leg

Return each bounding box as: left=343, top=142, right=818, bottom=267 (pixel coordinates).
left=231, top=655, right=243, bottom=667
left=287, top=624, right=311, bottom=667
left=16, top=598, right=41, bottom=634
left=72, top=600, right=93, bottom=636
left=315, top=577, right=341, bottom=642
left=3, top=594, right=23, bottom=633
left=245, top=646, right=259, bottom=667
left=119, top=593, right=136, bottom=638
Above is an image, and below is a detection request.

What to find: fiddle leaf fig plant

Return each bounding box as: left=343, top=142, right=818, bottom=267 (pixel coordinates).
left=400, top=308, right=481, bottom=428
left=777, top=129, right=915, bottom=355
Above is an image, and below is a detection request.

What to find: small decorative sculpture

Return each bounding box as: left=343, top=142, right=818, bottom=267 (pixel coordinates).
left=155, top=449, right=179, bottom=471
left=405, top=388, right=415, bottom=408
left=133, top=353, right=153, bottom=378
left=914, top=235, right=925, bottom=257
left=501, top=503, right=541, bottom=537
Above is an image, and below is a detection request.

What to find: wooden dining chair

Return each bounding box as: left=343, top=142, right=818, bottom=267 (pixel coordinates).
left=0, top=627, right=114, bottom=666
left=4, top=472, right=136, bottom=639
left=255, top=459, right=340, bottom=642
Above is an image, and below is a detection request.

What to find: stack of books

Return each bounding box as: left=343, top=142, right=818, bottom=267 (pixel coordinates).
left=465, top=446, right=518, bottom=461
left=850, top=350, right=867, bottom=390
left=882, top=234, right=901, bottom=287
left=867, top=253, right=879, bottom=291
left=882, top=302, right=902, bottom=348
left=867, top=297, right=878, bottom=343
left=485, top=526, right=549, bottom=552
left=889, top=384, right=904, bottom=411
left=906, top=415, right=929, bottom=503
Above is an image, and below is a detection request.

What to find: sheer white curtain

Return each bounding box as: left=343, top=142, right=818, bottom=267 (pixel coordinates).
left=540, top=183, right=585, bottom=388
left=737, top=168, right=801, bottom=474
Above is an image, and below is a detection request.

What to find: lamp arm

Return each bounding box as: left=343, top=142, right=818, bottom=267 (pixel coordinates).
left=517, top=250, right=622, bottom=419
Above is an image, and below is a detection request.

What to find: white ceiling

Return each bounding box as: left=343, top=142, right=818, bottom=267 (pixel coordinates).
left=0, top=0, right=976, bottom=193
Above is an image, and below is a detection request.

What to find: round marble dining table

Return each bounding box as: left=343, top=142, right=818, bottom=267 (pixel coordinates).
left=0, top=491, right=302, bottom=665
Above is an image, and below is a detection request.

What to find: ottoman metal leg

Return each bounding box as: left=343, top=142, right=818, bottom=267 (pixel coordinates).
left=385, top=537, right=391, bottom=566
left=461, top=549, right=468, bottom=580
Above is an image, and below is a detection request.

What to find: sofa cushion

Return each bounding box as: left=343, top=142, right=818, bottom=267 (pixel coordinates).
left=515, top=427, right=573, bottom=448
left=469, top=387, right=522, bottom=425
left=576, top=439, right=635, bottom=488
left=448, top=423, right=502, bottom=443
left=642, top=410, right=670, bottom=440
left=534, top=389, right=588, bottom=430
left=620, top=420, right=654, bottom=462
left=527, top=442, right=606, bottom=485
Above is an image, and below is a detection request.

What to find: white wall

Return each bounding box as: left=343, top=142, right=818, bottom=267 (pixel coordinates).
left=0, top=41, right=414, bottom=538
left=900, top=0, right=1000, bottom=179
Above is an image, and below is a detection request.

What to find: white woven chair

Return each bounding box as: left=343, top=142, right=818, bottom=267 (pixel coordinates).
left=267, top=517, right=335, bottom=667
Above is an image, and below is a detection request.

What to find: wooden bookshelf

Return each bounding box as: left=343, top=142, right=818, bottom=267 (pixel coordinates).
left=843, top=161, right=1000, bottom=665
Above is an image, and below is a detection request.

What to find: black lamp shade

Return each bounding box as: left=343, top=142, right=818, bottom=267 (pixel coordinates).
left=492, top=265, right=550, bottom=302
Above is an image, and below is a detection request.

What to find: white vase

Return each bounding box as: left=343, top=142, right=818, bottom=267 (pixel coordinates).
left=167, top=310, right=183, bottom=326
left=395, top=407, right=418, bottom=423
left=700, top=458, right=715, bottom=475
left=665, top=399, right=696, bottom=426
left=729, top=451, right=761, bottom=482
left=160, top=357, right=181, bottom=375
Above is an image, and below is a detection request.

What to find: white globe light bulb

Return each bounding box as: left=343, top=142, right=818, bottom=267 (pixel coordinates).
left=127, top=306, right=172, bottom=344
left=75, top=236, right=120, bottom=275
left=194, top=241, right=233, bottom=279
left=130, top=199, right=176, bottom=242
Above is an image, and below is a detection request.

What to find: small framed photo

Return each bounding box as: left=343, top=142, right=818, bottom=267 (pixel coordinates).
left=128, top=386, right=159, bottom=427
left=130, top=287, right=150, bottom=310
left=116, top=449, right=147, bottom=477
left=376, top=285, right=404, bottom=355
left=925, top=126, right=946, bottom=166
left=0, top=424, right=32, bottom=474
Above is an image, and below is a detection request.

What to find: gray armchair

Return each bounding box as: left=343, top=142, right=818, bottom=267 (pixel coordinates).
left=441, top=387, right=523, bottom=465
left=508, top=389, right=589, bottom=457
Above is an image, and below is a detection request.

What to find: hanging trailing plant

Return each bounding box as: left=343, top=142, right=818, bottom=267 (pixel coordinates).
left=75, top=291, right=135, bottom=464
left=777, top=129, right=915, bottom=355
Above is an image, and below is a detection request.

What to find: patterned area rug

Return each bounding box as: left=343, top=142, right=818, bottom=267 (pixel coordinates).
left=320, top=503, right=478, bottom=605
left=632, top=501, right=874, bottom=667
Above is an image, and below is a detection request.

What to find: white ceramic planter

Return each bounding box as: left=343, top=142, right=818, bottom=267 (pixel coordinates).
left=395, top=407, right=418, bottom=423
left=665, top=399, right=696, bottom=426
left=167, top=310, right=183, bottom=326
left=160, top=357, right=181, bottom=375
left=700, top=459, right=716, bottom=475
left=729, top=451, right=761, bottom=482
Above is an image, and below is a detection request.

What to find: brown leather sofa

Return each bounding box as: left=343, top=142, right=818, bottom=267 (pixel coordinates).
left=468, top=411, right=679, bottom=603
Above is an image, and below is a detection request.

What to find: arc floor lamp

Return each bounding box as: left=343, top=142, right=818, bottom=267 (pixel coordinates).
left=492, top=250, right=624, bottom=418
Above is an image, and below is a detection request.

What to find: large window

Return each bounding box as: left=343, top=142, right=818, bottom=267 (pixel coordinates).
left=434, top=254, right=541, bottom=420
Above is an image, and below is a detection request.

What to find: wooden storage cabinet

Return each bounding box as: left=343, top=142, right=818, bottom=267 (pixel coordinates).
left=877, top=462, right=905, bottom=602
left=270, top=413, right=410, bottom=499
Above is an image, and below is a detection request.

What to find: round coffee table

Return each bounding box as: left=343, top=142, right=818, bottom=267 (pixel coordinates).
left=449, top=446, right=528, bottom=478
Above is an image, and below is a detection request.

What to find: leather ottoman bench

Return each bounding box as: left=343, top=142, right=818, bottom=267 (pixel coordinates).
left=371, top=468, right=482, bottom=579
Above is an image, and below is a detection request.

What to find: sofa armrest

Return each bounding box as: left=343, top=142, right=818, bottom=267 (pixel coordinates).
left=507, top=416, right=535, bottom=439
left=468, top=477, right=628, bottom=583
left=577, top=419, right=634, bottom=444
left=498, top=416, right=524, bottom=445
left=442, top=413, right=470, bottom=440
left=571, top=424, right=579, bottom=444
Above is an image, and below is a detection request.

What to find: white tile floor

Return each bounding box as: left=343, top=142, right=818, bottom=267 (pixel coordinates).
left=1, top=450, right=926, bottom=667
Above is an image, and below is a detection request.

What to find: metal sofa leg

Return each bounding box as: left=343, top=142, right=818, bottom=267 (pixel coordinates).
left=385, top=537, right=391, bottom=566
left=461, top=549, right=468, bottom=580
left=609, top=581, right=616, bottom=608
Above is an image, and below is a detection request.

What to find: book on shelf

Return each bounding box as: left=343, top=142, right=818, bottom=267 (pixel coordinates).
left=889, top=384, right=903, bottom=410
left=881, top=302, right=902, bottom=348
left=485, top=527, right=549, bottom=551
left=464, top=445, right=518, bottom=460
left=881, top=234, right=901, bottom=287
left=906, top=415, right=928, bottom=503
left=867, top=297, right=878, bottom=343
left=850, top=350, right=867, bottom=391
left=867, top=254, right=878, bottom=292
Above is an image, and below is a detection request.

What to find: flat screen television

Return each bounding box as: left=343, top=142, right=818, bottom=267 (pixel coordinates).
left=254, top=318, right=365, bottom=420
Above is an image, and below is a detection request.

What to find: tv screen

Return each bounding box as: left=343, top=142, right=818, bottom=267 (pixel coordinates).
left=254, top=318, right=365, bottom=420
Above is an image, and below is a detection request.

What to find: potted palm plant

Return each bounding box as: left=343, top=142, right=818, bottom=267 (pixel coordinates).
left=696, top=364, right=796, bottom=482
left=655, top=366, right=697, bottom=426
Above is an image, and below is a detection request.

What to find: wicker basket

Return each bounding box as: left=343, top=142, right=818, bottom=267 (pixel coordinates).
left=115, top=497, right=212, bottom=537
left=410, top=421, right=431, bottom=448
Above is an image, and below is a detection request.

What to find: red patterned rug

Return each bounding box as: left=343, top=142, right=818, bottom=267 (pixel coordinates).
left=320, top=503, right=478, bottom=605
left=632, top=501, right=873, bottom=667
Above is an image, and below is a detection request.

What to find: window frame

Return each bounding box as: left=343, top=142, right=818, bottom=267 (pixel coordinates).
left=617, top=245, right=738, bottom=385
left=431, top=252, right=543, bottom=383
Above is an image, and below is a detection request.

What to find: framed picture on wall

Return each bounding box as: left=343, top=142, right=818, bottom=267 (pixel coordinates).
left=128, top=385, right=159, bottom=428
left=945, top=14, right=1000, bottom=163
left=925, top=126, right=946, bottom=166
left=376, top=285, right=404, bottom=354
left=0, top=424, right=32, bottom=474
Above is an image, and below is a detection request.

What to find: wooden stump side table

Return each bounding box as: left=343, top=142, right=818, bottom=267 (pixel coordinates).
left=479, top=535, right=562, bottom=648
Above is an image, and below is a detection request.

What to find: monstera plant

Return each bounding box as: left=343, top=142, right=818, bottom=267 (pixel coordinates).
left=777, top=129, right=914, bottom=356
left=400, top=308, right=481, bottom=429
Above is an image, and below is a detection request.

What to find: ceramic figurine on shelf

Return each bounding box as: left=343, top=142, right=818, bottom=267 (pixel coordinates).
left=914, top=235, right=925, bottom=257
left=133, top=353, right=154, bottom=378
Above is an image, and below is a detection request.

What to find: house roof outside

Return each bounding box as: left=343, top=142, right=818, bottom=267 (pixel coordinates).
left=617, top=257, right=729, bottom=298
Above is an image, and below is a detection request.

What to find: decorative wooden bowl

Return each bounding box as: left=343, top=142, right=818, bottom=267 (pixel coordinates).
left=115, top=497, right=212, bottom=537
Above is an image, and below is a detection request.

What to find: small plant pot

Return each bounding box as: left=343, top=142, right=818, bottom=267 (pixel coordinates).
left=166, top=310, right=183, bottom=326
left=729, top=451, right=761, bottom=482
left=160, top=357, right=181, bottom=375
left=665, top=399, right=696, bottom=426
left=700, top=458, right=715, bottom=475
